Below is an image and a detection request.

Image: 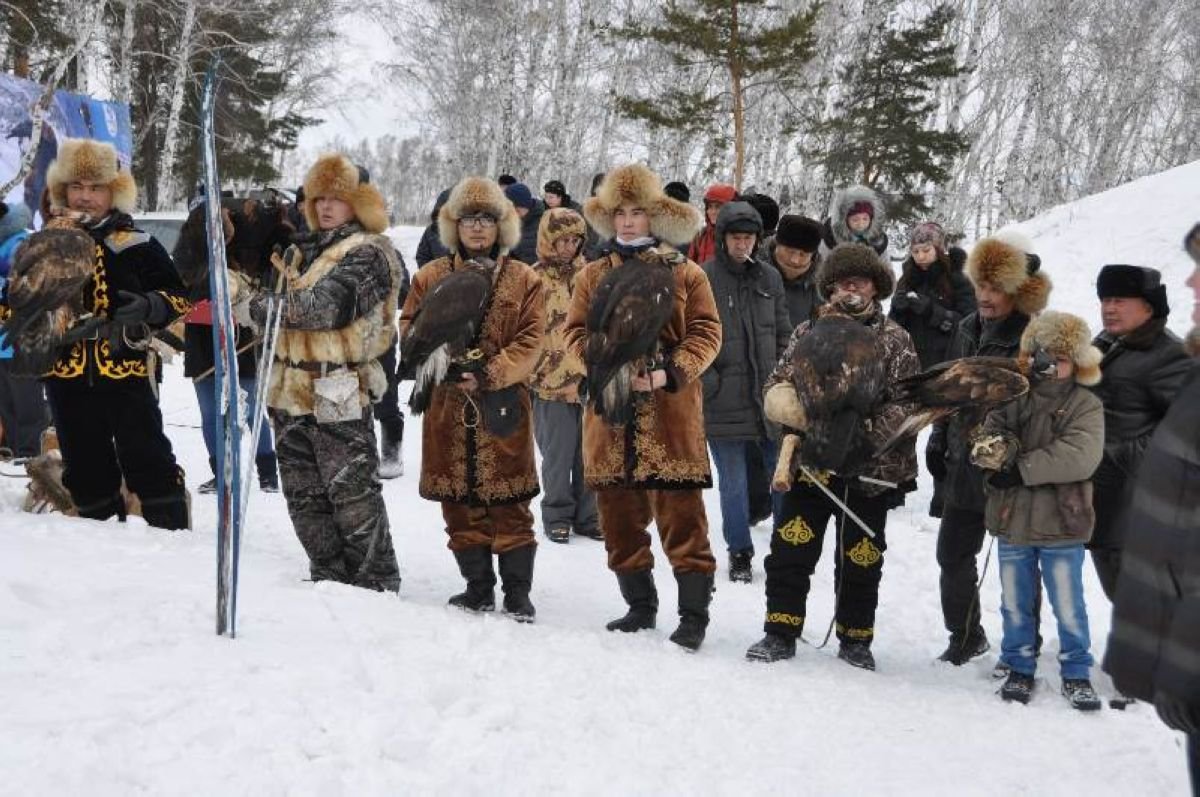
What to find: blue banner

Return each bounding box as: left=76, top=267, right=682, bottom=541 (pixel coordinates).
left=1, top=73, right=133, bottom=225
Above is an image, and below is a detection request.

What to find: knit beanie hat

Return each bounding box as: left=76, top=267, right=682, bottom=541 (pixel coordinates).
left=504, top=182, right=536, bottom=210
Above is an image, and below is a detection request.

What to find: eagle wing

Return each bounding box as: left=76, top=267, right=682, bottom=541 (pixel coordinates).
left=875, top=356, right=1029, bottom=456
left=402, top=264, right=494, bottom=413
left=2, top=227, right=96, bottom=375
left=584, top=261, right=675, bottom=425
left=789, top=315, right=886, bottom=471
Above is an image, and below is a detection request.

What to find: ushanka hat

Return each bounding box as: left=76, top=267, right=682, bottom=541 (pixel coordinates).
left=1096, top=264, right=1169, bottom=318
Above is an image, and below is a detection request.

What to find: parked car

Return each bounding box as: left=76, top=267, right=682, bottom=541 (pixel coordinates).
left=134, top=211, right=189, bottom=254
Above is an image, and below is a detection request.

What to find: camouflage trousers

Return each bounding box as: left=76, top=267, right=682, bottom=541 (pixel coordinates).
left=272, top=410, right=400, bottom=592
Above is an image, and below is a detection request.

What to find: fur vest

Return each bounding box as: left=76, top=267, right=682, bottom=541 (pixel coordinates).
left=267, top=232, right=402, bottom=416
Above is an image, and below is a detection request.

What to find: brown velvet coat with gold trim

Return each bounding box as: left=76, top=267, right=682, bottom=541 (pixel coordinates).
left=401, top=253, right=545, bottom=506
left=565, top=247, right=722, bottom=490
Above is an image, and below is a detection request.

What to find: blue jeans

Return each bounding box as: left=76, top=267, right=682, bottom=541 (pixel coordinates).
left=194, top=377, right=274, bottom=470
left=998, top=541, right=1093, bottom=679
left=708, top=438, right=777, bottom=554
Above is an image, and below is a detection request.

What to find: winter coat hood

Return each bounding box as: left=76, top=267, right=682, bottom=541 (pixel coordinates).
left=714, top=201, right=764, bottom=269
left=828, top=185, right=886, bottom=245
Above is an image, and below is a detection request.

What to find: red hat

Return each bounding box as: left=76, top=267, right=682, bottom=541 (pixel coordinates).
left=704, top=183, right=737, bottom=204
left=846, top=200, right=874, bottom=220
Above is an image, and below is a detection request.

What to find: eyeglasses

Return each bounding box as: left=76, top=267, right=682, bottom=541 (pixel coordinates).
left=459, top=214, right=497, bottom=229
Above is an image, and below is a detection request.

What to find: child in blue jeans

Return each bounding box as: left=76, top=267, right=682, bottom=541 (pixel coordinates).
left=971, top=311, right=1105, bottom=709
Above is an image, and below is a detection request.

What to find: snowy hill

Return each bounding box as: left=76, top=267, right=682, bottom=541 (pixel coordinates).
left=991, top=158, right=1199, bottom=335
left=2, top=181, right=1196, bottom=795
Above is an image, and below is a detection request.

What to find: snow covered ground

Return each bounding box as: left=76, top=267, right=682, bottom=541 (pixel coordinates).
left=2, top=170, right=1197, bottom=795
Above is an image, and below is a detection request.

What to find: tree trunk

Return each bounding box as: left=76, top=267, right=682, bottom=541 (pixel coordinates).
left=155, top=0, right=197, bottom=211
left=729, top=0, right=745, bottom=190
left=115, top=0, right=138, bottom=105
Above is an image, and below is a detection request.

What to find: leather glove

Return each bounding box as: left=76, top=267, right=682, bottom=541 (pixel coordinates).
left=987, top=465, right=1024, bottom=489
left=111, top=290, right=168, bottom=326
left=925, top=437, right=948, bottom=482
left=1154, top=690, right=1200, bottom=734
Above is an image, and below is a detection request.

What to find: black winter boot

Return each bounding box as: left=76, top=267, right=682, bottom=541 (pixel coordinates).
left=498, top=545, right=536, bottom=623
left=728, top=549, right=753, bottom=583
left=746, top=633, right=796, bottom=663
left=448, top=546, right=496, bottom=612
left=378, top=417, right=404, bottom=480
left=606, top=570, right=658, bottom=632
left=256, top=453, right=279, bottom=493
left=1000, top=671, right=1035, bottom=704
left=838, top=640, right=876, bottom=671
left=938, top=626, right=990, bottom=665
left=669, top=571, right=713, bottom=651
left=140, top=490, right=191, bottom=531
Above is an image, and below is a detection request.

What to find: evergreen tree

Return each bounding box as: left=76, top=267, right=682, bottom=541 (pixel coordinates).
left=610, top=0, right=819, bottom=189
left=814, top=4, right=968, bottom=223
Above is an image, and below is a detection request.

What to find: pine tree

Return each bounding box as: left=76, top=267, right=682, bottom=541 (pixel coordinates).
left=610, top=0, right=819, bottom=189
left=814, top=3, right=968, bottom=223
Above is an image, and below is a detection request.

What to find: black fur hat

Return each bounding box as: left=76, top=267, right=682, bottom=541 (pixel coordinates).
left=1097, top=264, right=1169, bottom=318
left=776, top=215, right=823, bottom=253
left=817, top=243, right=895, bottom=300
left=744, top=193, right=780, bottom=235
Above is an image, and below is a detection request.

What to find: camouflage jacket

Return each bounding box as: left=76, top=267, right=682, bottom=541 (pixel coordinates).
left=529, top=256, right=585, bottom=402
left=766, top=303, right=920, bottom=498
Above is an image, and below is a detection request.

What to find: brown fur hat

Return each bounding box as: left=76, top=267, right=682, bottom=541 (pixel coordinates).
left=438, top=176, right=522, bottom=256
left=536, top=207, right=586, bottom=262
left=303, top=153, right=389, bottom=234
left=583, top=163, right=702, bottom=247
left=816, top=243, right=896, bottom=300
left=1018, top=311, right=1102, bottom=386
left=966, top=230, right=1052, bottom=315
left=46, top=138, right=137, bottom=214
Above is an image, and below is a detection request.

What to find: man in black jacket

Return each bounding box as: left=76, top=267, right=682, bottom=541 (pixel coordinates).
left=927, top=232, right=1051, bottom=665
left=1089, top=264, right=1191, bottom=599
left=41, top=138, right=191, bottom=529
left=503, top=182, right=543, bottom=265
left=700, top=201, right=791, bottom=583
left=764, top=215, right=823, bottom=329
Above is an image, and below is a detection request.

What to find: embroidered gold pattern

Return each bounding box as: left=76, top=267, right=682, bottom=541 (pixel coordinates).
left=778, top=516, right=816, bottom=545
left=836, top=623, right=874, bottom=640
left=846, top=538, right=882, bottom=567
left=766, top=612, right=804, bottom=627
left=49, top=341, right=87, bottom=377
left=95, top=338, right=148, bottom=379
left=161, top=291, right=191, bottom=317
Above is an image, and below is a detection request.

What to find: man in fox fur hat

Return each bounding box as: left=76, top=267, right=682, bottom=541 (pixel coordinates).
left=927, top=230, right=1052, bottom=667
left=564, top=163, right=723, bottom=651
left=400, top=176, right=545, bottom=621
left=248, top=153, right=403, bottom=592
left=34, top=138, right=191, bottom=529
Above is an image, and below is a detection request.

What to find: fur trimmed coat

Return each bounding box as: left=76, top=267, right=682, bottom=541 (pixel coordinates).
left=564, top=247, right=722, bottom=490
left=401, top=253, right=545, bottom=506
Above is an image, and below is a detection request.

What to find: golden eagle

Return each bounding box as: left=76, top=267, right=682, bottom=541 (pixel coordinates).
left=786, top=312, right=887, bottom=472
left=584, top=259, right=675, bottom=425
left=875, top=355, right=1029, bottom=457
left=1, top=214, right=96, bottom=377
left=401, top=258, right=496, bottom=413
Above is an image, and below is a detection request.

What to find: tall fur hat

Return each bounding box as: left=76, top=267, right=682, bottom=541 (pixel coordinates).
left=817, top=243, right=895, bottom=300
left=303, top=153, right=389, bottom=234
left=46, top=138, right=137, bottom=214
left=536, top=207, right=587, bottom=262
left=1018, top=311, right=1102, bottom=386
left=583, top=163, right=702, bottom=247
left=1096, top=264, right=1169, bottom=318
left=438, top=176, right=522, bottom=255
left=966, top=230, right=1052, bottom=315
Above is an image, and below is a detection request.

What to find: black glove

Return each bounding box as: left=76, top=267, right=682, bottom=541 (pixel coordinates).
left=908, top=293, right=932, bottom=316
left=1154, top=691, right=1200, bottom=734
left=987, top=465, right=1024, bottom=489
left=890, top=292, right=909, bottom=312
left=925, top=438, right=948, bottom=482
left=111, top=290, right=167, bottom=326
